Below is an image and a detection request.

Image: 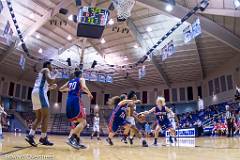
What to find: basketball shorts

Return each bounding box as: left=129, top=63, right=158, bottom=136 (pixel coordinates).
left=157, top=119, right=173, bottom=130
left=108, top=116, right=129, bottom=133
left=126, top=116, right=136, bottom=126
left=66, top=96, right=85, bottom=122
left=93, top=124, right=100, bottom=132
left=31, top=89, right=49, bottom=110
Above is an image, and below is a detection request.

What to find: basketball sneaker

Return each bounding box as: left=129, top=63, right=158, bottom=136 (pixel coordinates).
left=106, top=137, right=113, bottom=145
left=142, top=140, right=148, bottom=147
left=39, top=136, right=54, bottom=146
left=153, top=138, right=158, bottom=146
left=169, top=136, right=174, bottom=143
left=25, top=134, right=37, bottom=147
left=129, top=138, right=134, bottom=145
left=67, top=138, right=80, bottom=149
left=121, top=137, right=128, bottom=144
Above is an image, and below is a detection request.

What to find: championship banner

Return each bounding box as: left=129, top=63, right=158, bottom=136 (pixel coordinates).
left=183, top=25, right=192, bottom=43
left=83, top=71, right=90, bottom=81
left=98, top=74, right=106, bottom=83
left=0, top=0, right=3, bottom=14
left=192, top=18, right=201, bottom=39
left=3, top=21, right=10, bottom=35
left=166, top=128, right=195, bottom=138
left=106, top=75, right=113, bottom=83
left=138, top=65, right=146, bottom=79
left=90, top=72, right=98, bottom=81
left=161, top=40, right=175, bottom=61
left=19, top=54, right=26, bottom=70
left=183, top=18, right=201, bottom=43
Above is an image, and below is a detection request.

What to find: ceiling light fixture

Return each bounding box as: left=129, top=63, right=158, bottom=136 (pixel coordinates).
left=68, top=14, right=73, bottom=21
left=100, top=38, right=106, bottom=44
left=35, top=34, right=40, bottom=39
left=67, top=35, right=72, bottom=41
left=166, top=4, right=173, bottom=12
left=146, top=27, right=152, bottom=32
left=38, top=48, right=43, bottom=53
left=108, top=19, right=114, bottom=25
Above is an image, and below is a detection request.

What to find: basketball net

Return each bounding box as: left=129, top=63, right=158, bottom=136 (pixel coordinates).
left=112, top=0, right=136, bottom=20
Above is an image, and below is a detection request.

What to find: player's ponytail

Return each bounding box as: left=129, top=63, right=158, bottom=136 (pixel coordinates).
left=108, top=96, right=121, bottom=108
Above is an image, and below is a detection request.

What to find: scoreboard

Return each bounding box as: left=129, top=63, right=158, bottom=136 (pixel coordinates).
left=78, top=6, right=109, bottom=26
left=77, top=6, right=109, bottom=38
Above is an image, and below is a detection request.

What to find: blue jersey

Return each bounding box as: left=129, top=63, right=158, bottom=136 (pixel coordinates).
left=155, top=106, right=168, bottom=121
left=108, top=103, right=129, bottom=132
left=155, top=106, right=172, bottom=129
left=68, top=78, right=82, bottom=97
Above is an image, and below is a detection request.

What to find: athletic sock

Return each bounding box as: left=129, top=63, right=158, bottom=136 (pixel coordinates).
left=29, top=129, right=35, bottom=136
left=41, top=133, right=47, bottom=138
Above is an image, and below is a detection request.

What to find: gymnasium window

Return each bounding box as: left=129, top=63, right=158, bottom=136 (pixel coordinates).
left=15, top=84, right=21, bottom=98
left=226, top=75, right=233, bottom=90
left=27, top=87, right=33, bottom=100
left=91, top=92, right=97, bottom=105
left=171, top=88, right=178, bottom=102
left=21, top=85, right=27, bottom=99
left=142, top=91, right=148, bottom=104
left=136, top=92, right=141, bottom=99
left=220, top=76, right=227, bottom=92
left=179, top=88, right=186, bottom=101
left=208, top=80, right=214, bottom=96
left=164, top=89, right=170, bottom=102
left=104, top=94, right=110, bottom=105
left=197, top=86, right=202, bottom=98
left=214, top=78, right=220, bottom=94
left=57, top=91, right=62, bottom=103
left=187, top=87, right=193, bottom=101
left=8, top=82, right=15, bottom=97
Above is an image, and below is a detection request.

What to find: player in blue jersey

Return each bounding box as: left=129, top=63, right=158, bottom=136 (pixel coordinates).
left=106, top=91, right=148, bottom=147
left=60, top=68, right=93, bottom=149
left=140, top=96, right=177, bottom=146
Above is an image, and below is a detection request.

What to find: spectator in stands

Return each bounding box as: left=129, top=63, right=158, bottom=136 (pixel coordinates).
left=198, top=96, right=204, bottom=111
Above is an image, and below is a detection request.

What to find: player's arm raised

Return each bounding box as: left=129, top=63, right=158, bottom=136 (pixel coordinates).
left=80, top=78, right=93, bottom=99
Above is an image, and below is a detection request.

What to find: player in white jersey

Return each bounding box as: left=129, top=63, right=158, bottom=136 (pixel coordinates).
left=0, top=100, right=7, bottom=139
left=25, top=61, right=57, bottom=147
left=168, top=112, right=177, bottom=130
left=91, top=113, right=101, bottom=140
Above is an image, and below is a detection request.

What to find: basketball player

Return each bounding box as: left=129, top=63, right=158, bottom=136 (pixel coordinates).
left=91, top=113, right=101, bottom=140
left=0, top=100, right=7, bottom=139
left=106, top=92, right=148, bottom=147
left=122, top=91, right=144, bottom=145
left=140, top=96, right=177, bottom=145
left=59, top=68, right=93, bottom=149
left=25, top=61, right=57, bottom=147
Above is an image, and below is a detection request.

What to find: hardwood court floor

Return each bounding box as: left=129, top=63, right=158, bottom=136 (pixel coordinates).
left=0, top=133, right=240, bottom=160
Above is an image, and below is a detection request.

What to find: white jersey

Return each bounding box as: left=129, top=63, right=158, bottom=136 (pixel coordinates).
left=33, top=68, right=50, bottom=93
left=168, top=113, right=176, bottom=129
left=31, top=68, right=51, bottom=110
left=94, top=117, right=100, bottom=126
left=93, top=117, right=100, bottom=132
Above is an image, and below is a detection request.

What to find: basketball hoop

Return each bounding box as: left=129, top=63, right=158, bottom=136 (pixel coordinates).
left=112, top=0, right=136, bottom=21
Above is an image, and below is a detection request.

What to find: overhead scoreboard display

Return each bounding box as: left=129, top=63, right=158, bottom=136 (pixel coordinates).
left=77, top=6, right=110, bottom=38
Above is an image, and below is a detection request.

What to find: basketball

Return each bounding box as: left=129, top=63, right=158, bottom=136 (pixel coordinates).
left=137, top=114, right=146, bottom=123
